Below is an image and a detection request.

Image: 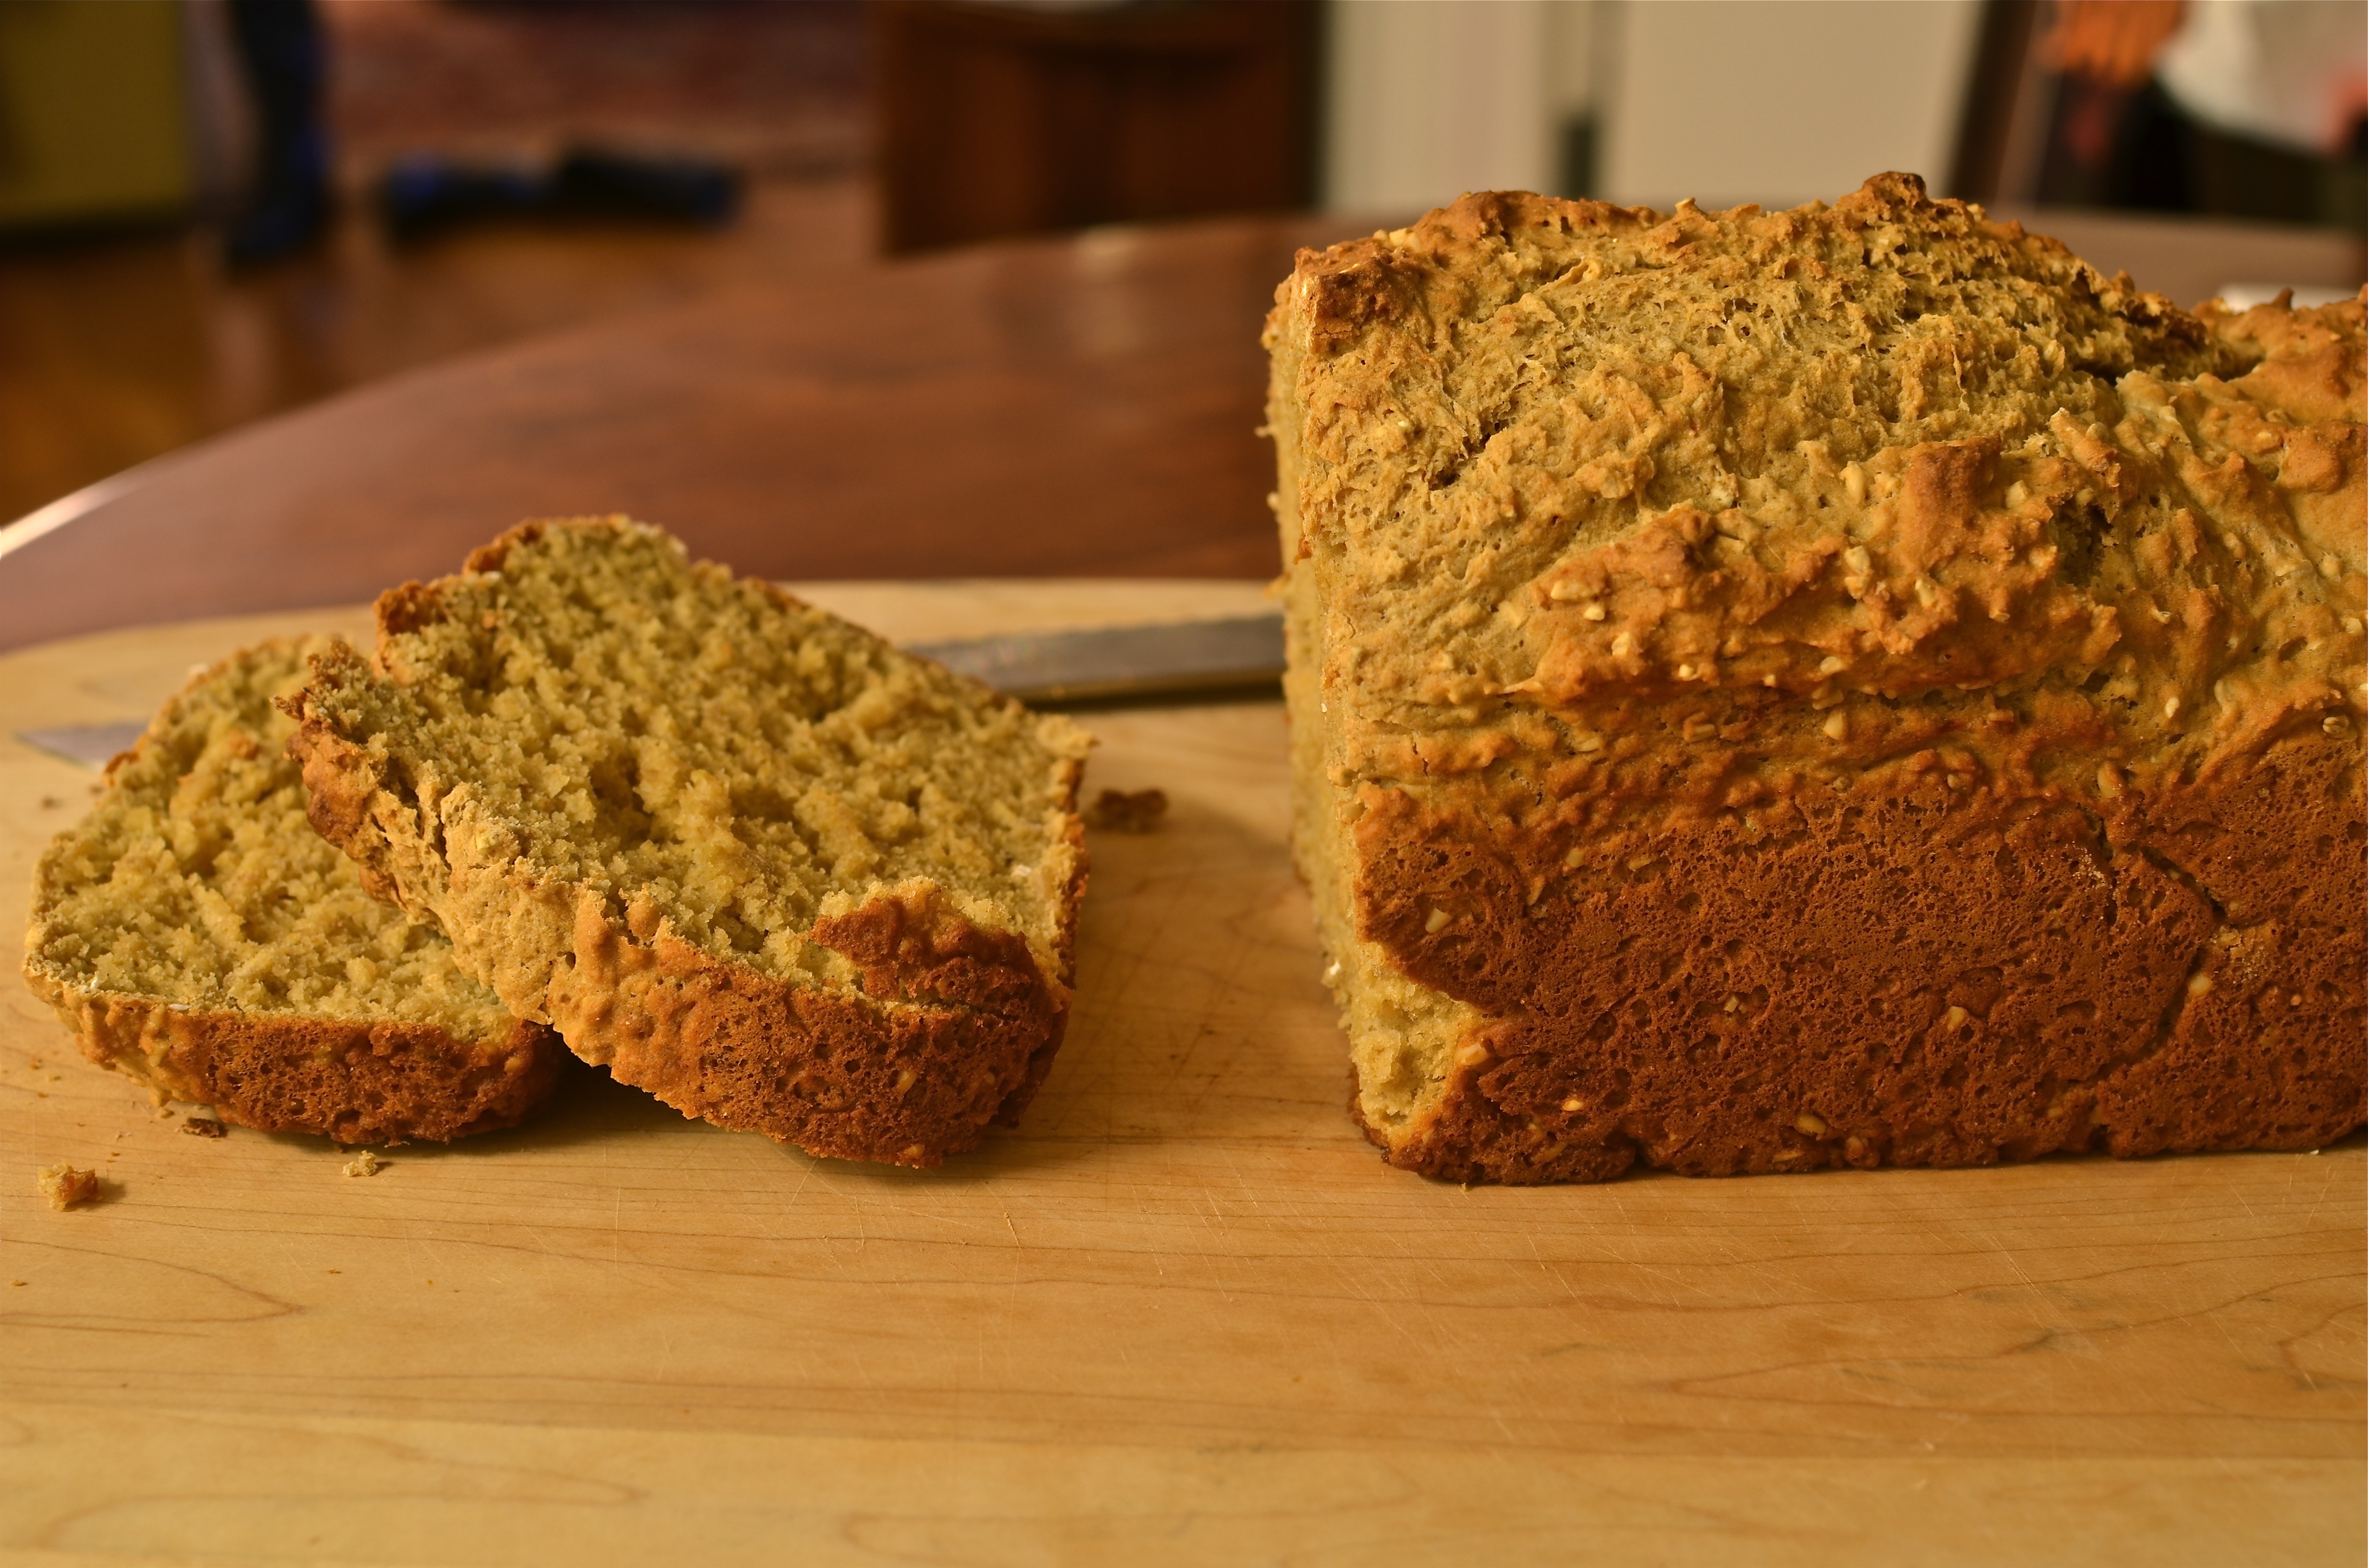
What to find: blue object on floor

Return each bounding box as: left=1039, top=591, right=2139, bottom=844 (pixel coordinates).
left=376, top=147, right=742, bottom=244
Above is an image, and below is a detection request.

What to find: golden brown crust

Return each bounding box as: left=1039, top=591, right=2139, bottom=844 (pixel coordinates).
left=1272, top=176, right=2366, bottom=1183
left=284, top=666, right=410, bottom=908
left=26, top=972, right=563, bottom=1145
left=1349, top=732, right=2361, bottom=1184
left=546, top=882, right=1068, bottom=1165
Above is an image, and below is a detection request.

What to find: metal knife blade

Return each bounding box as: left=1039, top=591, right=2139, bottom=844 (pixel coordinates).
left=13, top=614, right=1288, bottom=768
left=908, top=613, right=1284, bottom=705
left=16, top=721, right=148, bottom=769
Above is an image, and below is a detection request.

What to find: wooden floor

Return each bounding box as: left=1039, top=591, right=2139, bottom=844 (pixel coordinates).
left=0, top=175, right=876, bottom=525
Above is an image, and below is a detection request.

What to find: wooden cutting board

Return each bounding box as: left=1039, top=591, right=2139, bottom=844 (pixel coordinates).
left=2, top=582, right=2359, bottom=1568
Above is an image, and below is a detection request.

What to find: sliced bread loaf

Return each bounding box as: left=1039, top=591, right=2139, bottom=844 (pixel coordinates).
left=1267, top=175, right=2365, bottom=1182
left=285, top=518, right=1092, bottom=1167
left=24, top=640, right=565, bottom=1143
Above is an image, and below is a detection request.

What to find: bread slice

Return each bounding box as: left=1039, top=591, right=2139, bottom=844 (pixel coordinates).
left=1265, top=174, right=2366, bottom=1183
left=285, top=518, right=1091, bottom=1167
left=23, top=641, right=565, bottom=1143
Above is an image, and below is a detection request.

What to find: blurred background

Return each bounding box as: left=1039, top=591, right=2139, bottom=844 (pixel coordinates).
left=4, top=0, right=2364, bottom=529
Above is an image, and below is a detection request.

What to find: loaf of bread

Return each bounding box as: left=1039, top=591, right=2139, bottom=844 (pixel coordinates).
left=1265, top=173, right=2365, bottom=1183
left=285, top=518, right=1091, bottom=1167
left=23, top=641, right=565, bottom=1143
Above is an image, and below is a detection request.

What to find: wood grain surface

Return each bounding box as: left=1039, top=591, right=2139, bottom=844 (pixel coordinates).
left=3, top=584, right=2362, bottom=1568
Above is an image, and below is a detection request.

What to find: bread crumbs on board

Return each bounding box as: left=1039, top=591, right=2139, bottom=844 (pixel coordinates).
left=37, top=1164, right=99, bottom=1210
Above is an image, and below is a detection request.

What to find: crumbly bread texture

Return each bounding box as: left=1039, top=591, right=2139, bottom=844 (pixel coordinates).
left=286, top=518, right=1091, bottom=1167
left=23, top=641, right=563, bottom=1144
left=1266, top=173, right=2366, bottom=1183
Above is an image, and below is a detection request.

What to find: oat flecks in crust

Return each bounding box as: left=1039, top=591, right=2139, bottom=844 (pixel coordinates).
left=1267, top=173, right=2367, bottom=1184
left=20, top=642, right=566, bottom=1145
left=286, top=518, right=1093, bottom=1168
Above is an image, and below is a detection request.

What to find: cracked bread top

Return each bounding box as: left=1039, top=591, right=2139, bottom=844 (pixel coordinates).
left=25, top=640, right=517, bottom=1034
left=1267, top=174, right=2366, bottom=807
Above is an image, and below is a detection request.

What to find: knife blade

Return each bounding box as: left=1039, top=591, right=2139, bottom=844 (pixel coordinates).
left=13, top=614, right=1289, bottom=768
left=15, top=721, right=148, bottom=769
left=908, top=613, right=1285, bottom=705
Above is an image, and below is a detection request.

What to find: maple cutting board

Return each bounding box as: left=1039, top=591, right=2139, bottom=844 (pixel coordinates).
left=2, top=582, right=2359, bottom=1568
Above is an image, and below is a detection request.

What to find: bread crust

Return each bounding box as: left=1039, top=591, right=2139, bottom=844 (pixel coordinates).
left=25, top=974, right=561, bottom=1144
left=1349, top=732, right=2361, bottom=1183
left=543, top=882, right=1070, bottom=1165
left=287, top=520, right=1089, bottom=1168
left=1270, top=176, right=2367, bottom=1182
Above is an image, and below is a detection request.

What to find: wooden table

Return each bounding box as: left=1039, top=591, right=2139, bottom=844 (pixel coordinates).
left=4, top=210, right=2363, bottom=1564
left=0, top=215, right=1359, bottom=654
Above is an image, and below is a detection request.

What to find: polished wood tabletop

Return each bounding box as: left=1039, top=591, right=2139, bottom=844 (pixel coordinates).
left=2, top=205, right=2358, bottom=654
left=0, top=213, right=1360, bottom=652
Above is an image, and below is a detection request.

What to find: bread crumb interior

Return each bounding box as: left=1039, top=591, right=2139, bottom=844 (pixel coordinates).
left=28, top=641, right=513, bottom=1033
left=1275, top=380, right=1480, bottom=1135
left=339, top=522, right=1088, bottom=984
